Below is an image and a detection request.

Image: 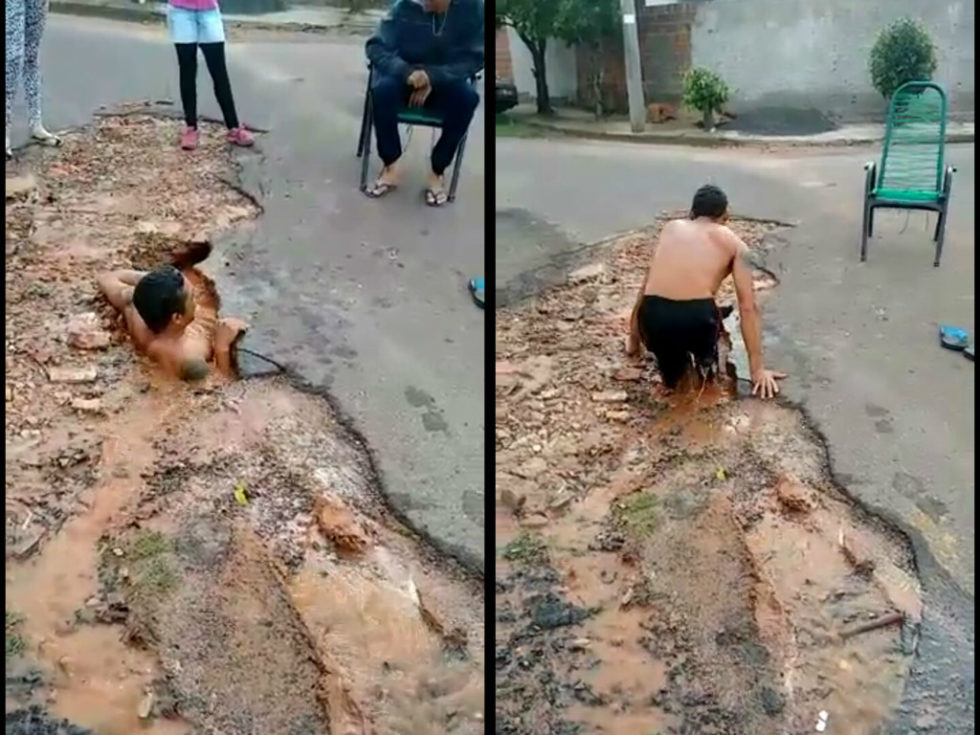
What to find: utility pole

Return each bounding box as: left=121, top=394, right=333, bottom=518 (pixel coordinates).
left=620, top=0, right=646, bottom=132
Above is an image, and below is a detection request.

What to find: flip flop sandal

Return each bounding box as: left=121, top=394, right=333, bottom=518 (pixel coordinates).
left=31, top=133, right=62, bottom=148
left=365, top=180, right=397, bottom=198
left=425, top=187, right=448, bottom=207
left=939, top=325, right=969, bottom=351
left=467, top=277, right=484, bottom=309
left=965, top=344, right=975, bottom=361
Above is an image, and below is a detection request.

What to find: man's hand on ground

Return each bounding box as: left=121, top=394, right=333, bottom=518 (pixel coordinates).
left=751, top=368, right=787, bottom=399
left=216, top=318, right=249, bottom=348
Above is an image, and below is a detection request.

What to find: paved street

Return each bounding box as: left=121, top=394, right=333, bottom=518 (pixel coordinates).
left=497, top=135, right=975, bottom=727
left=24, top=15, right=486, bottom=571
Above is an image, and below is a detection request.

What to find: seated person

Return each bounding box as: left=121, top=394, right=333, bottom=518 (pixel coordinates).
left=627, top=184, right=786, bottom=399
left=364, top=0, right=484, bottom=206
left=97, top=243, right=246, bottom=381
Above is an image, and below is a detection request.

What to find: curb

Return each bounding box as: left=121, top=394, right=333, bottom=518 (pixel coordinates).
left=516, top=117, right=975, bottom=149
left=49, top=1, right=375, bottom=34
left=50, top=1, right=165, bottom=24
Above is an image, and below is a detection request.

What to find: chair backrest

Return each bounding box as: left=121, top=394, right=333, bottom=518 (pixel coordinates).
left=878, top=81, right=948, bottom=194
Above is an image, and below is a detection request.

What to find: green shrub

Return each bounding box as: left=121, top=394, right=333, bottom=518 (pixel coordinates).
left=869, top=18, right=937, bottom=100
left=682, top=67, right=730, bottom=130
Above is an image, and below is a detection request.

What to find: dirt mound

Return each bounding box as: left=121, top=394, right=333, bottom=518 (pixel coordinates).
left=495, top=219, right=919, bottom=734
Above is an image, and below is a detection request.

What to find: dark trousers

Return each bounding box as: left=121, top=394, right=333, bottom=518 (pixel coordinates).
left=371, top=73, right=479, bottom=176
left=175, top=42, right=239, bottom=129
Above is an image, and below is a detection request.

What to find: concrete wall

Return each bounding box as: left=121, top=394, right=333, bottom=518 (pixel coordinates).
left=692, top=0, right=975, bottom=120
left=506, top=28, right=578, bottom=104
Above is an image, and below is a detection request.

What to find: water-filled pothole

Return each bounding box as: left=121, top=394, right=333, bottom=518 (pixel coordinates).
left=5, top=110, right=484, bottom=734
left=495, top=218, right=920, bottom=734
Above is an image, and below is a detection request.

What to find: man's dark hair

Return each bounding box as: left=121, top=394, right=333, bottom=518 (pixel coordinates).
left=690, top=184, right=728, bottom=219
left=132, top=265, right=187, bottom=333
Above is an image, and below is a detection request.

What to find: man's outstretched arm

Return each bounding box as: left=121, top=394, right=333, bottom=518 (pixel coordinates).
left=731, top=239, right=785, bottom=398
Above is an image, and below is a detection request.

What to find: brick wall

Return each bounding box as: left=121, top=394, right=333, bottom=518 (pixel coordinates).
left=575, top=1, right=697, bottom=113
left=636, top=2, right=697, bottom=105
left=495, top=28, right=514, bottom=82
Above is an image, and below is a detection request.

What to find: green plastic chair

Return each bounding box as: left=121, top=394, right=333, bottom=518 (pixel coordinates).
left=356, top=65, right=481, bottom=203
left=861, top=81, right=956, bottom=267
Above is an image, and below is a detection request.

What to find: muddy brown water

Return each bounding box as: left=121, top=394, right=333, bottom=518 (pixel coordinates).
left=6, top=113, right=484, bottom=734
left=495, top=220, right=920, bottom=734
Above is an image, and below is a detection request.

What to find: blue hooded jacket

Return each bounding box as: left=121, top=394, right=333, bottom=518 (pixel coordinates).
left=365, top=0, right=485, bottom=88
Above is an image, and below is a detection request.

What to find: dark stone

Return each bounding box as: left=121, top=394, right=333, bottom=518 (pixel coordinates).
left=524, top=592, right=588, bottom=630
left=759, top=686, right=786, bottom=716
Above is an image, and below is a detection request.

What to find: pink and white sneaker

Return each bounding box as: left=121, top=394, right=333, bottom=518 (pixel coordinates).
left=227, top=126, right=255, bottom=147
left=180, top=126, right=199, bottom=150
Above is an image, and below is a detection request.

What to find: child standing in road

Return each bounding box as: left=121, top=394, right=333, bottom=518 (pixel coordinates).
left=167, top=0, right=254, bottom=150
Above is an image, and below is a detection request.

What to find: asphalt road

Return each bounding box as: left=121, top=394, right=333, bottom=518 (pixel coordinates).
left=22, top=15, right=486, bottom=572
left=497, top=135, right=975, bottom=729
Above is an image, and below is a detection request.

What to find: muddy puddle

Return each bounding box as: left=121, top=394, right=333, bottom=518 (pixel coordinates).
left=6, top=111, right=484, bottom=734
left=495, top=219, right=920, bottom=734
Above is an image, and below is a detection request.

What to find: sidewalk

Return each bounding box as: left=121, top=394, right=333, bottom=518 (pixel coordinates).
left=505, top=104, right=975, bottom=148
left=50, top=0, right=385, bottom=34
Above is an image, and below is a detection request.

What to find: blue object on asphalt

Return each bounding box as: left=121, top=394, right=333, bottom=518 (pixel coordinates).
left=468, top=277, right=484, bottom=309
left=939, top=325, right=969, bottom=351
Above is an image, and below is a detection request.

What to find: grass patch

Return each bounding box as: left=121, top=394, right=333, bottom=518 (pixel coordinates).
left=495, top=114, right=546, bottom=139
left=613, top=492, right=659, bottom=538
left=100, top=530, right=180, bottom=604
left=500, top=531, right=547, bottom=564
left=6, top=610, right=26, bottom=661
left=130, top=530, right=171, bottom=560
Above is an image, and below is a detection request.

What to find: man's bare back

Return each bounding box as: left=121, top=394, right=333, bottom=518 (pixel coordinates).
left=643, top=218, right=741, bottom=301
left=628, top=184, right=785, bottom=398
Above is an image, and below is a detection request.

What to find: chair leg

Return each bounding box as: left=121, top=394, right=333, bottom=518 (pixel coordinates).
left=933, top=204, right=948, bottom=267
left=359, top=99, right=373, bottom=193
left=447, top=132, right=467, bottom=203
left=357, top=90, right=370, bottom=158
left=860, top=200, right=871, bottom=262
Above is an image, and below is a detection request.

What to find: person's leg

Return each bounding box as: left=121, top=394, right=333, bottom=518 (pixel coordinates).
left=425, top=79, right=479, bottom=204
left=365, top=73, right=407, bottom=196
left=197, top=9, right=251, bottom=146
left=5, top=0, right=27, bottom=156
left=175, top=43, right=200, bottom=147
left=639, top=295, right=692, bottom=391
left=688, top=301, right=721, bottom=384
left=23, top=0, right=58, bottom=145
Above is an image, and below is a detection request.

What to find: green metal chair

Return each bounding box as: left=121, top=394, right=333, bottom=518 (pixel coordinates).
left=861, top=81, right=956, bottom=267
left=356, top=65, right=480, bottom=203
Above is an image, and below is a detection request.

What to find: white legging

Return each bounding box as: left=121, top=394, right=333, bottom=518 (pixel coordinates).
left=6, top=0, right=49, bottom=130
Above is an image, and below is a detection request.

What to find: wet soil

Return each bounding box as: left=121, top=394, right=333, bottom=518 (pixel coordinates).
left=495, top=220, right=921, bottom=734
left=6, top=111, right=484, bottom=734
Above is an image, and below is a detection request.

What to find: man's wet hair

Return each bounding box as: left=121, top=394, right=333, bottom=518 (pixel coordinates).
left=690, top=184, right=728, bottom=220
left=133, top=265, right=188, bottom=334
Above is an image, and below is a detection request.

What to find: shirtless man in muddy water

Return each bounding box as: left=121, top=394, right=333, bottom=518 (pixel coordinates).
left=627, top=184, right=786, bottom=399
left=97, top=242, right=247, bottom=381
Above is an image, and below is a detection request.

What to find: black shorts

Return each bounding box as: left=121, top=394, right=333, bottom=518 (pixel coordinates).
left=637, top=295, right=720, bottom=389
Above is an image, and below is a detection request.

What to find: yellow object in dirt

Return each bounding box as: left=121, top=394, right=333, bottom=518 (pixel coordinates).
left=715, top=467, right=727, bottom=481
left=233, top=482, right=249, bottom=506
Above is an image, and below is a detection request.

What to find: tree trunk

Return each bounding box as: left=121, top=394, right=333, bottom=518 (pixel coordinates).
left=530, top=43, right=553, bottom=116
left=591, top=44, right=604, bottom=120
left=702, top=108, right=715, bottom=131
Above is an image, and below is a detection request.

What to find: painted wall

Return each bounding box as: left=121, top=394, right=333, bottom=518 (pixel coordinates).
left=692, top=0, right=975, bottom=120
left=505, top=27, right=578, bottom=104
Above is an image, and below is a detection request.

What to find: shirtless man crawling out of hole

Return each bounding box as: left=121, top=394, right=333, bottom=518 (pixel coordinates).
left=626, top=184, right=786, bottom=399
left=97, top=243, right=247, bottom=381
